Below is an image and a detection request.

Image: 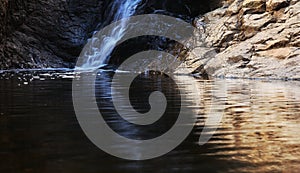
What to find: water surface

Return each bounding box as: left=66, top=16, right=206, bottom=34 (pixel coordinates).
left=0, top=70, right=300, bottom=172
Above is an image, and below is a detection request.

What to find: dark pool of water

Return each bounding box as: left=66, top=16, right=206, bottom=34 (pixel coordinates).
left=0, top=70, right=300, bottom=173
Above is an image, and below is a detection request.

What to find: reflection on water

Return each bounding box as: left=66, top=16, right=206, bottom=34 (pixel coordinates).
left=0, top=70, right=300, bottom=172
left=206, top=80, right=300, bottom=172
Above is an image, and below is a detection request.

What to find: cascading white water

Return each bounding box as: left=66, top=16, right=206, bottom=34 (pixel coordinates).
left=79, top=0, right=142, bottom=69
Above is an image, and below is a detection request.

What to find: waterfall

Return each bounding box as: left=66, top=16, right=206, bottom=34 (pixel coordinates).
left=79, top=0, right=142, bottom=69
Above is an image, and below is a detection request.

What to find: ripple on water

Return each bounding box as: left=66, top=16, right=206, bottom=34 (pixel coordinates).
left=0, top=71, right=299, bottom=172
left=198, top=79, right=300, bottom=172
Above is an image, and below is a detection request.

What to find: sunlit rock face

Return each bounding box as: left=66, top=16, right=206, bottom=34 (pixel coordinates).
left=186, top=0, right=300, bottom=80
left=0, top=0, right=223, bottom=69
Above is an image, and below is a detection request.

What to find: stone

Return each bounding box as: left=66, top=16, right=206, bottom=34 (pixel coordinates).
left=188, top=0, right=300, bottom=80
left=176, top=47, right=218, bottom=74
left=242, top=13, right=274, bottom=30
left=257, top=47, right=297, bottom=59
left=242, top=0, right=266, bottom=14
left=290, top=0, right=299, bottom=5
left=0, top=0, right=225, bottom=69
left=266, top=0, right=289, bottom=11
left=264, top=38, right=290, bottom=49
left=0, top=0, right=107, bottom=69
left=225, top=15, right=240, bottom=30
left=290, top=36, right=300, bottom=47
left=226, top=0, right=244, bottom=15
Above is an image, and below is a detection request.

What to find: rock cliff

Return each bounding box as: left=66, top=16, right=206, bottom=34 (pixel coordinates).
left=186, top=0, right=299, bottom=80
left=0, top=0, right=219, bottom=70
left=0, top=0, right=108, bottom=69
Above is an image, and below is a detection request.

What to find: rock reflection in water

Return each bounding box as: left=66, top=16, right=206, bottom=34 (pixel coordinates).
left=0, top=71, right=300, bottom=172
left=200, top=80, right=300, bottom=172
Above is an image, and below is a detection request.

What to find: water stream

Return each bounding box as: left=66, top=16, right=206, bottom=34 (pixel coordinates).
left=1, top=0, right=300, bottom=172
left=79, top=0, right=142, bottom=69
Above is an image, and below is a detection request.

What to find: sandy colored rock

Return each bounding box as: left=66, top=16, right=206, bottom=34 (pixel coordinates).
left=266, top=0, right=289, bottom=11
left=188, top=0, right=300, bottom=80
left=257, top=47, right=298, bottom=59
left=242, top=0, right=266, bottom=13
left=242, top=13, right=274, bottom=30
left=226, top=0, right=244, bottom=15
left=241, top=12, right=274, bottom=38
